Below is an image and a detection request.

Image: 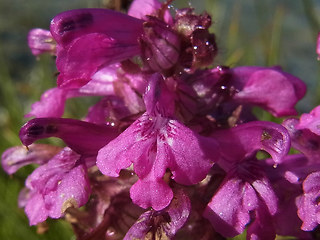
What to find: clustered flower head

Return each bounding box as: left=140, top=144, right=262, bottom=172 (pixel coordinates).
left=2, top=0, right=320, bottom=239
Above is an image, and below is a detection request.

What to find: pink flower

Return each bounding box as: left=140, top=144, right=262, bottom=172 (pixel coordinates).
left=204, top=121, right=291, bottom=238
left=97, top=74, right=219, bottom=210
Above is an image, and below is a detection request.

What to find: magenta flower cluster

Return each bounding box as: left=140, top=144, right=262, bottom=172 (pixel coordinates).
left=2, top=0, right=320, bottom=239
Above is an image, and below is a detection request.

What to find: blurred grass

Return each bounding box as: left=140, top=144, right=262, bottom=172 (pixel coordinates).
left=0, top=0, right=319, bottom=239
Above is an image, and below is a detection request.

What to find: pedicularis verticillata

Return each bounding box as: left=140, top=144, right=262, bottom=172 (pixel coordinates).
left=2, top=0, right=320, bottom=239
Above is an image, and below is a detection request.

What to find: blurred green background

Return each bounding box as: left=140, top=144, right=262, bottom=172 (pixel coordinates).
left=0, top=0, right=319, bottom=239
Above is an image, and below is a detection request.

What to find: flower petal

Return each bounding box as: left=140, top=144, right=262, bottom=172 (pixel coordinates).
left=25, top=88, right=67, bottom=118
left=25, top=192, right=48, bottom=225
left=140, top=17, right=180, bottom=72
left=45, top=163, right=90, bottom=218
left=296, top=171, right=320, bottom=231
left=232, top=66, right=306, bottom=117
left=19, top=118, right=119, bottom=156
left=56, top=33, right=141, bottom=88
left=25, top=148, right=91, bottom=224
left=246, top=203, right=276, bottom=240
left=50, top=9, right=144, bottom=87
left=163, top=120, right=218, bottom=185
left=252, top=177, right=278, bottom=215
left=50, top=8, right=143, bottom=46
left=203, top=176, right=258, bottom=238
left=283, top=118, right=320, bottom=164
left=124, top=189, right=190, bottom=239
left=130, top=177, right=173, bottom=211
left=211, top=121, right=291, bottom=170
left=1, top=144, right=61, bottom=174
left=97, top=115, right=154, bottom=177
left=297, top=105, right=320, bottom=135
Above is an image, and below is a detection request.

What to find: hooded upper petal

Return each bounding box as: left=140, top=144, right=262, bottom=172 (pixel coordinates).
left=231, top=66, right=306, bottom=117
left=19, top=118, right=119, bottom=156
left=211, top=121, right=291, bottom=171
left=50, top=8, right=144, bottom=88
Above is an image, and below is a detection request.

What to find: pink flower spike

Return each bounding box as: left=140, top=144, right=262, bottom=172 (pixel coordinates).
left=50, top=9, right=144, bottom=88
left=28, top=28, right=56, bottom=56
left=19, top=118, right=119, bottom=156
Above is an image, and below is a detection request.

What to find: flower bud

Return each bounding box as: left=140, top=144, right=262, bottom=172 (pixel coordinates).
left=140, top=17, right=181, bottom=73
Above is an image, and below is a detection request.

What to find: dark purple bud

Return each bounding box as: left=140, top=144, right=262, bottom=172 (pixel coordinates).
left=19, top=118, right=119, bottom=156
left=174, top=8, right=217, bottom=70
left=190, top=29, right=217, bottom=68
left=140, top=16, right=181, bottom=73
